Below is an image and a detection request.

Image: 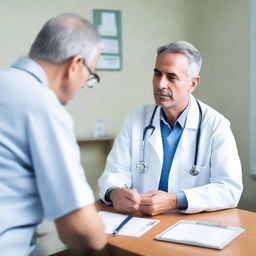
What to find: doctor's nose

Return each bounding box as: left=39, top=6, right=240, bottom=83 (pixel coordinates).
left=157, top=75, right=169, bottom=89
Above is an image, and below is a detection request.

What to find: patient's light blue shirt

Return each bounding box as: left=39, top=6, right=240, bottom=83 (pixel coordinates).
left=0, top=57, right=95, bottom=255
left=159, top=105, right=190, bottom=210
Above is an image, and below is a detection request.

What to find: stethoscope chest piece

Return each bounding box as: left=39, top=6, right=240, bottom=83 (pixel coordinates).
left=136, top=161, right=147, bottom=174
left=190, top=165, right=200, bottom=176
left=136, top=105, right=158, bottom=174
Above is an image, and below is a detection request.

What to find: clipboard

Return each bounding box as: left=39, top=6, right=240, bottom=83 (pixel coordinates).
left=154, top=220, right=244, bottom=249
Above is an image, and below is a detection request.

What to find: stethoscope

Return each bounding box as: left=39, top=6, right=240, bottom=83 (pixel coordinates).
left=136, top=99, right=203, bottom=176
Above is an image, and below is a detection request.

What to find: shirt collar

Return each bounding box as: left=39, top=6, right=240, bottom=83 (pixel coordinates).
left=160, top=100, right=191, bottom=129
left=11, top=57, right=48, bottom=87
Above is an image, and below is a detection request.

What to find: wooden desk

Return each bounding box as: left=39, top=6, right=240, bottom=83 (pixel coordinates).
left=51, top=202, right=256, bottom=256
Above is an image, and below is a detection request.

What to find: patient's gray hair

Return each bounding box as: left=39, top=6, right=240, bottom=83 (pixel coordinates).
left=29, top=13, right=101, bottom=65
left=157, top=40, right=202, bottom=80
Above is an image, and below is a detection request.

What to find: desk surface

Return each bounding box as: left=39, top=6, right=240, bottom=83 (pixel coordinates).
left=52, top=202, right=256, bottom=256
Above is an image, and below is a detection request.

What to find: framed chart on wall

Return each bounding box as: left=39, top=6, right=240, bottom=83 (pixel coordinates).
left=93, top=9, right=122, bottom=70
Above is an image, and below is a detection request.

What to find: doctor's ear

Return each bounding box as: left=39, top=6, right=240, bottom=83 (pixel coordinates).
left=189, top=76, right=200, bottom=93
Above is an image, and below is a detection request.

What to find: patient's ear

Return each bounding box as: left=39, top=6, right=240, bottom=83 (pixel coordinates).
left=65, top=55, right=84, bottom=80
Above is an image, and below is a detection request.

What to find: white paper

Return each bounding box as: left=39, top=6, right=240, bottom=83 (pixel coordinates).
left=98, top=211, right=159, bottom=237
left=98, top=12, right=117, bottom=36
left=96, top=55, right=120, bottom=69
left=155, top=220, right=244, bottom=249
left=102, top=39, right=119, bottom=54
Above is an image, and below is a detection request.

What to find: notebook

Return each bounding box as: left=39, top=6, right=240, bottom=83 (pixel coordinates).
left=154, top=220, right=244, bottom=249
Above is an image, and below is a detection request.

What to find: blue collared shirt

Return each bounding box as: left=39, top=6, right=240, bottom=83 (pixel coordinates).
left=158, top=104, right=190, bottom=210
left=0, top=57, right=95, bottom=255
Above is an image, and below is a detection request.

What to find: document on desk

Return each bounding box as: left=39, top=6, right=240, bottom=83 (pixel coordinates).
left=155, top=220, right=244, bottom=249
left=98, top=211, right=159, bottom=237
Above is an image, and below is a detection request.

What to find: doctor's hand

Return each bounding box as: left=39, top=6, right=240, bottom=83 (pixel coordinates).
left=139, top=190, right=177, bottom=216
left=108, top=187, right=142, bottom=215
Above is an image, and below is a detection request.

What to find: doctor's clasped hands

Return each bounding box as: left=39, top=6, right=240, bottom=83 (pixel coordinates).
left=108, top=188, right=178, bottom=216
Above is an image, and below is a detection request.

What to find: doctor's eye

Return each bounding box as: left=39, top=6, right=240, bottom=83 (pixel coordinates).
left=153, top=69, right=162, bottom=77
left=166, top=74, right=176, bottom=82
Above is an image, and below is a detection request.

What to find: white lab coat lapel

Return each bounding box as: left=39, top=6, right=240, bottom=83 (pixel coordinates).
left=147, top=106, right=163, bottom=161
left=168, top=95, right=200, bottom=192
left=142, top=106, right=163, bottom=191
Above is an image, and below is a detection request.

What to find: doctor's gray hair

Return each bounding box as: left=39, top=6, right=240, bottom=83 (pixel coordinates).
left=157, top=40, right=202, bottom=80
left=29, top=13, right=101, bottom=65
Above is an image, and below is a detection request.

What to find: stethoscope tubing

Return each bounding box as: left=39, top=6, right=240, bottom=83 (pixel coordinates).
left=192, top=100, right=203, bottom=171
left=136, top=100, right=203, bottom=175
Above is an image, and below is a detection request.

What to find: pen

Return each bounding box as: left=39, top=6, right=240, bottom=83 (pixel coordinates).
left=113, top=215, right=133, bottom=236
left=124, top=184, right=131, bottom=189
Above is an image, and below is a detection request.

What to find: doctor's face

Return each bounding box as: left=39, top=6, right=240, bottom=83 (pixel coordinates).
left=152, top=51, right=199, bottom=112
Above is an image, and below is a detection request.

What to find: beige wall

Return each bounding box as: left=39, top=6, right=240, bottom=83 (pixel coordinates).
left=0, top=0, right=255, bottom=211
left=66, top=0, right=190, bottom=138
left=0, top=0, right=190, bottom=138
left=190, top=0, right=255, bottom=211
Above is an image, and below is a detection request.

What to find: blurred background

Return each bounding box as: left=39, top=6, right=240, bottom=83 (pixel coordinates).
left=0, top=0, right=255, bottom=253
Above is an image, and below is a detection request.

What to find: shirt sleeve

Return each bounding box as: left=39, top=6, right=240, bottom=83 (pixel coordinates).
left=103, top=187, right=118, bottom=205
left=176, top=191, right=188, bottom=210
left=27, top=102, right=94, bottom=220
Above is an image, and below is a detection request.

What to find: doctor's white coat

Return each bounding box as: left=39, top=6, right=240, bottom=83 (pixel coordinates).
left=98, top=95, right=243, bottom=213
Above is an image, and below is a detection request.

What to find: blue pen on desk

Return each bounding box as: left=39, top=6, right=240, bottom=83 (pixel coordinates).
left=113, top=215, right=133, bottom=236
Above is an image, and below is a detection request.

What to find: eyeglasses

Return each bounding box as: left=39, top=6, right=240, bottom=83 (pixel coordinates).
left=83, top=61, right=100, bottom=88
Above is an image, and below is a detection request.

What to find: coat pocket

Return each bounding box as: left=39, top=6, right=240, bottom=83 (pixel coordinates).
left=178, top=164, right=211, bottom=190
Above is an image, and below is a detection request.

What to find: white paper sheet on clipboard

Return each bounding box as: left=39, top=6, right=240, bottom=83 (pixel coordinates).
left=154, top=220, right=244, bottom=249
left=98, top=211, right=159, bottom=237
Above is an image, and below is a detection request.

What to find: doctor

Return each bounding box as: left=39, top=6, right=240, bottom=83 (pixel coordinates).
left=98, top=40, right=243, bottom=215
